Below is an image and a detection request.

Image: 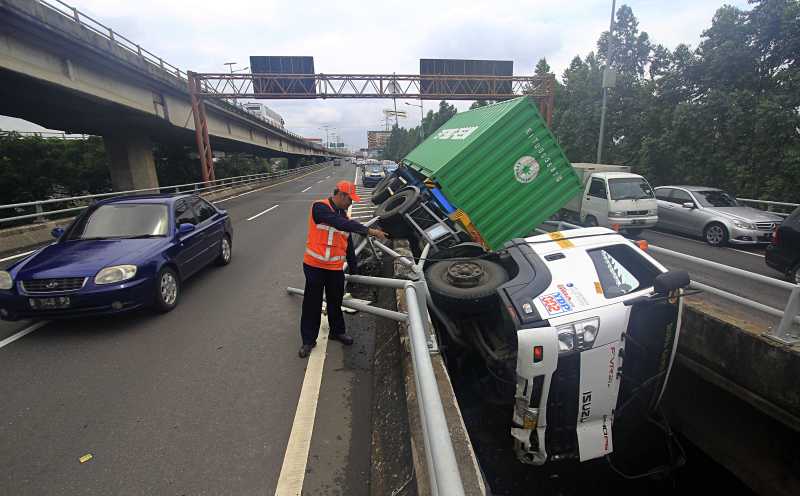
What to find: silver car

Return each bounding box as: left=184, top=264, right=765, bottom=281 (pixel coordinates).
left=654, top=186, right=783, bottom=246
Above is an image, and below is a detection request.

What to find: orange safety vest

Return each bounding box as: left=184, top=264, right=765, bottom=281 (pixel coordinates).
left=304, top=198, right=349, bottom=270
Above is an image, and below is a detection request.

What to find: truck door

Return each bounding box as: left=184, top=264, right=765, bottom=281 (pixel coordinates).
left=583, top=178, right=609, bottom=227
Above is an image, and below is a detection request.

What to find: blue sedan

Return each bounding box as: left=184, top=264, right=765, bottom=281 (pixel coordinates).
left=0, top=194, right=233, bottom=320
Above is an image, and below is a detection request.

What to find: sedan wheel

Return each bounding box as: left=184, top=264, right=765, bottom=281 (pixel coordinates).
left=216, top=235, right=232, bottom=266
left=155, top=267, right=180, bottom=312
left=704, top=223, right=728, bottom=246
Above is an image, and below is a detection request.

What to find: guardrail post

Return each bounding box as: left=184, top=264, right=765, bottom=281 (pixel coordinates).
left=767, top=285, right=800, bottom=345
left=35, top=203, right=45, bottom=223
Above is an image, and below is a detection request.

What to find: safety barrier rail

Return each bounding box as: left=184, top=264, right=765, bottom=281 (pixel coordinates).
left=738, top=198, right=798, bottom=217
left=544, top=221, right=800, bottom=345
left=0, top=131, right=95, bottom=140
left=32, top=0, right=323, bottom=147
left=287, top=236, right=466, bottom=495
left=0, top=163, right=330, bottom=225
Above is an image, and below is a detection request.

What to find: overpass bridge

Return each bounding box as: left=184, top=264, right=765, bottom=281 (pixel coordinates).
left=0, top=0, right=336, bottom=191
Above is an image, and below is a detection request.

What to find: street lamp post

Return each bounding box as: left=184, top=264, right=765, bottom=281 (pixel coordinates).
left=597, top=0, right=616, bottom=164
left=405, top=101, right=424, bottom=140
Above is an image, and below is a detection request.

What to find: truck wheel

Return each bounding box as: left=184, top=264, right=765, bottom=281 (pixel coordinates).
left=374, top=187, right=419, bottom=221
left=703, top=222, right=728, bottom=246
left=425, top=259, right=509, bottom=315
left=371, top=175, right=400, bottom=205
left=584, top=215, right=599, bottom=227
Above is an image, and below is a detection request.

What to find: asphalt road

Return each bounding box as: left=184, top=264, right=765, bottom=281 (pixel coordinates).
left=0, top=164, right=382, bottom=495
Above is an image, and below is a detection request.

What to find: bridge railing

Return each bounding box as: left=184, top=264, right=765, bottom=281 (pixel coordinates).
left=737, top=198, right=798, bottom=217
left=33, top=0, right=323, bottom=149
left=0, top=163, right=330, bottom=226
left=543, top=221, right=800, bottom=345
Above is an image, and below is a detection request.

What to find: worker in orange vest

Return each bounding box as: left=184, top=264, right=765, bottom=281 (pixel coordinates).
left=299, top=180, right=387, bottom=358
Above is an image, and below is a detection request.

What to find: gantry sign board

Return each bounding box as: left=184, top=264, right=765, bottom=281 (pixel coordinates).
left=250, top=56, right=316, bottom=96
left=419, top=59, right=513, bottom=99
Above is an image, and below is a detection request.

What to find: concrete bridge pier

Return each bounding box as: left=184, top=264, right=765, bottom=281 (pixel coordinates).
left=103, top=132, right=159, bottom=191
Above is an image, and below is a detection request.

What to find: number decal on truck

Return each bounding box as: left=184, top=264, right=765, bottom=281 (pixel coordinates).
left=539, top=292, right=573, bottom=316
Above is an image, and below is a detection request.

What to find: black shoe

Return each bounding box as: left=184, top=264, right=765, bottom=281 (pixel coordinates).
left=329, top=333, right=354, bottom=346
left=298, top=344, right=314, bottom=358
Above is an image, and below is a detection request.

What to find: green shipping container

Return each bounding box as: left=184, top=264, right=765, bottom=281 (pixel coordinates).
left=403, top=96, right=581, bottom=250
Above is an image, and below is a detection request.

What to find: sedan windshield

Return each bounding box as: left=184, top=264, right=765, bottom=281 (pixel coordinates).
left=693, top=190, right=738, bottom=207
left=608, top=178, right=654, bottom=200
left=68, top=204, right=169, bottom=240
left=369, top=166, right=383, bottom=173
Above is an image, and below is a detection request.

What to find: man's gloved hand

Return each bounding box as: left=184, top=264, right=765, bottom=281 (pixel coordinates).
left=368, top=228, right=388, bottom=241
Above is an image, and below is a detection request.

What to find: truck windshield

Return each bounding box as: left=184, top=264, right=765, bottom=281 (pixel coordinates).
left=68, top=204, right=169, bottom=240
left=588, top=244, right=661, bottom=298
left=693, top=190, right=738, bottom=207
left=608, top=178, right=654, bottom=201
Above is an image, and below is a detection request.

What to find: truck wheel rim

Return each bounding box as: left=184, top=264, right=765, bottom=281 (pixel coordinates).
left=707, top=226, right=724, bottom=244
left=161, top=272, right=177, bottom=305
left=446, top=262, right=483, bottom=287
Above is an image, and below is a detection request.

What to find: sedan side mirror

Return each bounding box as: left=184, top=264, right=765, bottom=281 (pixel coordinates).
left=682, top=202, right=696, bottom=209
left=51, top=227, right=65, bottom=239
left=177, top=223, right=196, bottom=235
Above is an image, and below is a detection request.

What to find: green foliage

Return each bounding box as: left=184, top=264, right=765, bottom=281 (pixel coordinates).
left=382, top=100, right=457, bottom=161
left=551, top=0, right=800, bottom=203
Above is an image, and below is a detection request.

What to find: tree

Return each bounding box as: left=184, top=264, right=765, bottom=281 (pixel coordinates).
left=534, top=58, right=551, bottom=76
left=382, top=100, right=457, bottom=161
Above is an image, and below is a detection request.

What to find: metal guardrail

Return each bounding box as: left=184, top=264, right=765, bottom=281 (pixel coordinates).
left=32, top=0, right=325, bottom=148
left=287, top=237, right=466, bottom=495
left=0, top=131, right=95, bottom=140
left=738, top=198, right=798, bottom=217
left=542, top=221, right=800, bottom=345
left=0, top=164, right=328, bottom=225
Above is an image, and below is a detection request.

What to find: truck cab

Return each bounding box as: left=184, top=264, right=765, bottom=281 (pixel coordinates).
left=423, top=228, right=689, bottom=466
left=563, top=165, right=658, bottom=234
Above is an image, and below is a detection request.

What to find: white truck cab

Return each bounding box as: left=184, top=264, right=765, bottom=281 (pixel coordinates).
left=425, top=228, right=689, bottom=466
left=562, top=164, right=658, bottom=233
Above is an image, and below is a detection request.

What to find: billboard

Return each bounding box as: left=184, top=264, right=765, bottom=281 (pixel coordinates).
left=420, top=59, right=513, bottom=99
left=250, top=56, right=315, bottom=96
left=367, top=131, right=392, bottom=150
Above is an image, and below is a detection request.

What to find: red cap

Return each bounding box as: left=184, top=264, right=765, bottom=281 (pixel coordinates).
left=336, top=181, right=361, bottom=202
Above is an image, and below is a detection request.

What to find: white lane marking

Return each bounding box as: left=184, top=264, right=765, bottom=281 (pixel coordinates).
left=325, top=175, right=331, bottom=179
left=246, top=204, right=279, bottom=221
left=0, top=250, right=34, bottom=263
left=728, top=248, right=766, bottom=258
left=0, top=321, right=49, bottom=349
left=214, top=167, right=329, bottom=204
left=317, top=180, right=325, bottom=184
left=274, top=321, right=330, bottom=495
left=301, top=186, right=312, bottom=193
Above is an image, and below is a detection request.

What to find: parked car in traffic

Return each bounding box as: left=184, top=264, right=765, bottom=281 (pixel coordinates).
left=653, top=186, right=783, bottom=246
left=766, top=206, right=800, bottom=283
left=362, top=164, right=386, bottom=188
left=0, top=194, right=233, bottom=320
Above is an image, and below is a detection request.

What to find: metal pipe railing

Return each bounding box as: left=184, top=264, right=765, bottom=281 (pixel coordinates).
left=0, top=164, right=329, bottom=225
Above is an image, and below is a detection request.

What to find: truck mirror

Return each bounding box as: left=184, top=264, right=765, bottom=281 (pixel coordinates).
left=653, top=270, right=690, bottom=295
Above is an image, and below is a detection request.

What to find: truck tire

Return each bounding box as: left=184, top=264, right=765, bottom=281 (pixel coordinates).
left=425, top=259, right=509, bottom=316
left=374, top=186, right=419, bottom=221
left=371, top=175, right=400, bottom=205
left=584, top=215, right=599, bottom=227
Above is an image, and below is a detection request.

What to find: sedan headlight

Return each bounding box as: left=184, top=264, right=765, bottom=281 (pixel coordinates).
left=732, top=220, right=755, bottom=230
left=609, top=211, right=626, bottom=217
left=94, top=265, right=137, bottom=285
left=0, top=271, right=12, bottom=290
left=556, top=318, right=600, bottom=353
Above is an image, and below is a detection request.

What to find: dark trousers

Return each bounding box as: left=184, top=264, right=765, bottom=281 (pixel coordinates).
left=300, top=263, right=346, bottom=345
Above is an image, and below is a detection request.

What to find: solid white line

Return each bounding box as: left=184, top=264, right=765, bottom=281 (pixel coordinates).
left=728, top=248, right=766, bottom=258
left=246, top=204, right=279, bottom=221
left=301, top=186, right=312, bottom=193
left=0, top=321, right=49, bottom=349
left=0, top=250, right=34, bottom=263
left=325, top=175, right=331, bottom=179
left=274, top=321, right=330, bottom=495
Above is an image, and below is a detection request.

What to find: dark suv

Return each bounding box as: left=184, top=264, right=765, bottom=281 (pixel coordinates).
left=766, top=206, right=800, bottom=283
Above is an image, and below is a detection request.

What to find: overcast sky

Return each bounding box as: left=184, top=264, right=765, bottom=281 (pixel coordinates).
left=1, top=0, right=750, bottom=149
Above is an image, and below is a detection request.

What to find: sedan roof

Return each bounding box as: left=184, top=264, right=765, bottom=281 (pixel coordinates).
left=96, top=194, right=194, bottom=206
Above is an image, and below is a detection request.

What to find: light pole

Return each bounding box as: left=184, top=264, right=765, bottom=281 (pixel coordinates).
left=596, top=0, right=616, bottom=164
left=405, top=101, right=424, bottom=140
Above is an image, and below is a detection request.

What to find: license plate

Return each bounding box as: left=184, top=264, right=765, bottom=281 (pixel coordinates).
left=29, top=297, right=70, bottom=310
left=631, top=219, right=646, bottom=225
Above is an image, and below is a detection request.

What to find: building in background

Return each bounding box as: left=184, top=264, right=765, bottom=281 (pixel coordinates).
left=367, top=130, right=391, bottom=151
left=242, top=102, right=285, bottom=129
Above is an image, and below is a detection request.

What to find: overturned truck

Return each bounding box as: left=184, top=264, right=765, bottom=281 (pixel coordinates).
left=370, top=97, right=690, bottom=468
